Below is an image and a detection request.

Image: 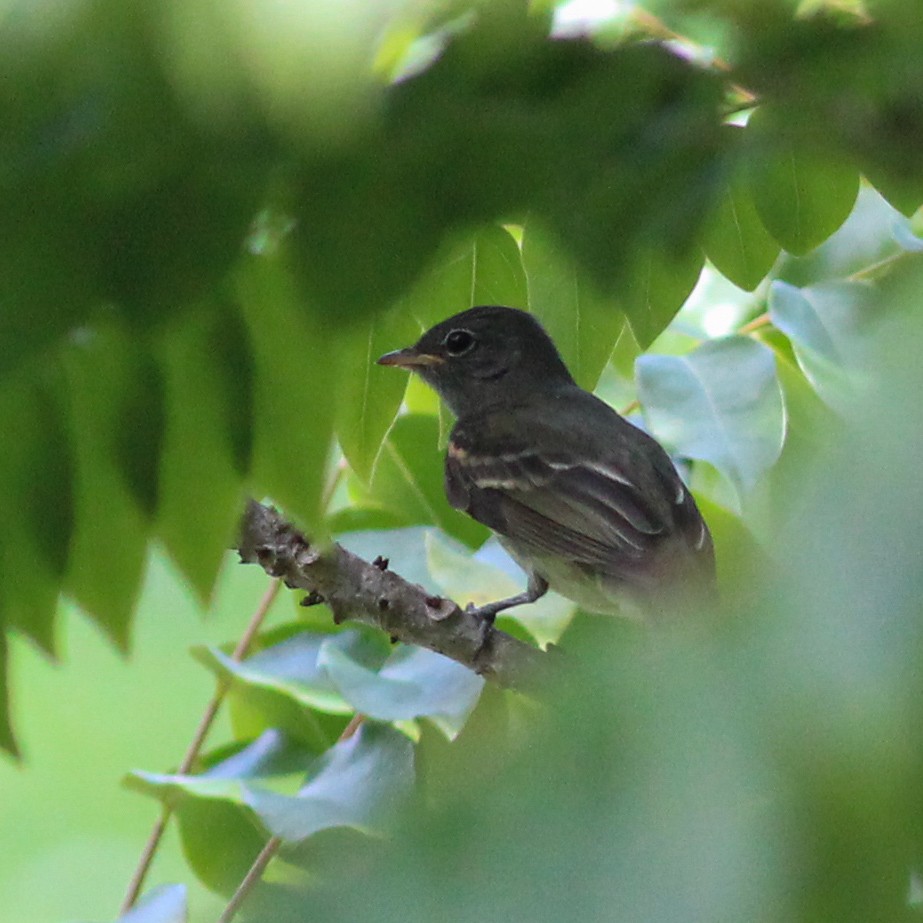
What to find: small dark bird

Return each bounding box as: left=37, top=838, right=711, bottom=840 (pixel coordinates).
left=378, top=306, right=715, bottom=625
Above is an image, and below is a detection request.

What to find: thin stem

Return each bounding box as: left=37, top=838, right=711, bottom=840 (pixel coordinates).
left=120, top=579, right=282, bottom=913
left=217, top=714, right=367, bottom=923
left=738, top=312, right=771, bottom=335
left=216, top=837, right=282, bottom=923
left=620, top=399, right=640, bottom=417
left=847, top=248, right=915, bottom=282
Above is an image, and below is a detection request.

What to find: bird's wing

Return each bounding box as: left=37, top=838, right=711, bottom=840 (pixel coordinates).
left=446, top=434, right=677, bottom=582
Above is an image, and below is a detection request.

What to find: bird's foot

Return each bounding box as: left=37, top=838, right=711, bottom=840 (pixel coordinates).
left=465, top=602, right=499, bottom=659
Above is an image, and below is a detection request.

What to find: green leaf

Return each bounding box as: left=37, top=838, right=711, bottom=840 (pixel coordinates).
left=194, top=633, right=355, bottom=718
left=521, top=222, right=625, bottom=390
left=113, top=884, right=187, bottom=923
left=61, top=328, right=151, bottom=649
left=746, top=106, right=860, bottom=256
left=703, top=136, right=780, bottom=291
left=0, top=378, right=73, bottom=656
left=425, top=532, right=575, bottom=648
left=247, top=723, right=415, bottom=842
left=335, top=307, right=420, bottom=482
left=637, top=337, right=784, bottom=498
left=363, top=414, right=489, bottom=548
left=859, top=157, right=923, bottom=218
left=403, top=225, right=528, bottom=331
left=113, top=346, right=167, bottom=520
left=127, top=730, right=311, bottom=892
left=155, top=310, right=245, bottom=602
left=622, top=246, right=704, bottom=349
left=768, top=280, right=876, bottom=412
left=319, top=641, right=484, bottom=737
left=0, top=631, right=17, bottom=758
left=236, top=250, right=338, bottom=538
left=176, top=797, right=267, bottom=897
left=209, top=302, right=255, bottom=476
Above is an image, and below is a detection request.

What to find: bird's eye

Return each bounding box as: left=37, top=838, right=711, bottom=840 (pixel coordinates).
left=444, top=329, right=476, bottom=356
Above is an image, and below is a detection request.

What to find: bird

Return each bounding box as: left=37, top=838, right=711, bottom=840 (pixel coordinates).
left=377, top=305, right=715, bottom=626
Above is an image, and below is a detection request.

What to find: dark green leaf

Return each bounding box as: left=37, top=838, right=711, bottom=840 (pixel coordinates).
left=746, top=106, right=860, bottom=256
left=236, top=250, right=338, bottom=537
left=702, top=131, right=780, bottom=291
left=61, top=329, right=151, bottom=649
left=155, top=311, right=245, bottom=602
left=0, top=378, right=73, bottom=655
left=335, top=307, right=420, bottom=482
left=522, top=222, right=625, bottom=390
left=622, top=246, right=704, bottom=349
left=113, top=884, right=187, bottom=923
left=637, top=337, right=784, bottom=497
left=113, top=346, right=166, bottom=520
left=248, top=723, right=415, bottom=842
left=0, top=631, right=17, bottom=757
left=209, top=302, right=256, bottom=476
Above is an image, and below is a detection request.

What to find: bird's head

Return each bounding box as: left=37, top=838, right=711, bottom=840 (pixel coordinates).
left=377, top=305, right=574, bottom=416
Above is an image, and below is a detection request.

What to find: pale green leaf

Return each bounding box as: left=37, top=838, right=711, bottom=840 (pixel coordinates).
left=637, top=337, right=784, bottom=498
left=247, top=723, right=415, bottom=842
left=113, top=884, right=187, bottom=923
left=425, top=532, right=575, bottom=648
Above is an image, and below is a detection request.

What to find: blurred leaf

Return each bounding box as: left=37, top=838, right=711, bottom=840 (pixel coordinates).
left=209, top=301, right=256, bottom=476
left=522, top=222, right=625, bottom=390
left=0, top=377, right=73, bottom=656
left=236, top=249, right=338, bottom=538
left=746, top=106, right=860, bottom=256
left=769, top=280, right=877, bottom=412
left=61, top=328, right=151, bottom=649
left=318, top=641, right=484, bottom=737
left=425, top=531, right=574, bottom=648
left=155, top=309, right=245, bottom=602
left=403, top=224, right=528, bottom=331
left=622, top=246, right=704, bottom=349
left=112, top=343, right=167, bottom=520
left=0, top=632, right=16, bottom=758
left=637, top=337, right=784, bottom=498
left=363, top=414, right=489, bottom=548
left=247, top=723, right=415, bottom=842
left=176, top=797, right=267, bottom=897
left=113, top=884, right=187, bottom=923
left=335, top=307, right=419, bottom=482
left=702, top=130, right=780, bottom=291
left=337, top=526, right=435, bottom=587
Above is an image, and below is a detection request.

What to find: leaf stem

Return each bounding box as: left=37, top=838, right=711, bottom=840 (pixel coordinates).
left=119, top=578, right=282, bottom=913
left=216, top=714, right=367, bottom=923
left=738, top=312, right=771, bottom=335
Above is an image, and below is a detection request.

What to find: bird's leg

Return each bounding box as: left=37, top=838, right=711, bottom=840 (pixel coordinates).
left=466, top=574, right=549, bottom=655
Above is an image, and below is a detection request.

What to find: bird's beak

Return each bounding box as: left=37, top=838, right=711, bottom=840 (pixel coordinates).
left=377, top=348, right=444, bottom=369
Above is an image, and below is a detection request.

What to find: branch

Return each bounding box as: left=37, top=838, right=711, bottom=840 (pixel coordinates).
left=237, top=500, right=551, bottom=690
